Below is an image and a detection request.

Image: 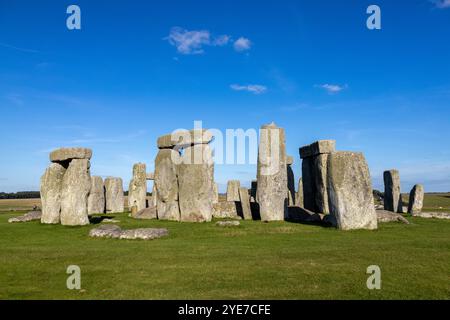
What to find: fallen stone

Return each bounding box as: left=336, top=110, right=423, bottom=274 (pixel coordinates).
left=239, top=187, right=252, bottom=220
left=216, top=221, right=240, bottom=227
left=256, top=122, right=288, bottom=221
left=376, top=210, right=410, bottom=224
left=286, top=207, right=322, bottom=223
left=88, top=176, right=105, bottom=215
left=50, top=147, right=92, bottom=163
left=9, top=211, right=42, bottom=223
left=383, top=170, right=403, bottom=213
left=40, top=163, right=66, bottom=224
left=89, top=224, right=122, bottom=238
left=408, top=184, right=424, bottom=215
left=133, top=206, right=158, bottom=220
left=101, top=218, right=120, bottom=223
left=412, top=212, right=450, bottom=220
left=128, top=163, right=147, bottom=214
left=119, top=228, right=169, bottom=240
left=105, top=177, right=124, bottom=213
left=226, top=180, right=240, bottom=202
left=60, top=159, right=91, bottom=226
left=327, top=152, right=378, bottom=230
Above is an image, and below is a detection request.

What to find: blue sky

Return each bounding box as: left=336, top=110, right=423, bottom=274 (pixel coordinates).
left=1, top=0, right=449, bottom=193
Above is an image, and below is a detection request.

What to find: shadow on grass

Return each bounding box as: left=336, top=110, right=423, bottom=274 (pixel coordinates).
left=89, top=215, right=116, bottom=225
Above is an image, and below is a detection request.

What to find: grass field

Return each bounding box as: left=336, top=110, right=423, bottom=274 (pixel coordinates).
left=0, top=207, right=449, bottom=299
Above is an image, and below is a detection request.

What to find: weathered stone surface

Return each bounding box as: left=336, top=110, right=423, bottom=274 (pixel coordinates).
left=146, top=172, right=154, bottom=180
left=151, top=183, right=157, bottom=207
left=154, top=149, right=180, bottom=221
left=327, top=152, right=378, bottom=230
left=286, top=155, right=294, bottom=165
left=313, top=153, right=329, bottom=214
left=89, top=224, right=122, bottom=238
left=411, top=212, right=450, bottom=220
left=216, top=221, right=240, bottom=227
left=239, top=187, right=252, bottom=220
left=256, top=123, right=288, bottom=221
left=226, top=180, right=240, bottom=202
left=89, top=225, right=168, bottom=240
left=286, top=207, right=322, bottom=223
left=301, top=157, right=316, bottom=212
left=408, top=184, right=424, bottom=215
left=105, top=177, right=124, bottom=213
left=299, top=140, right=336, bottom=159
left=60, top=159, right=91, bottom=226
left=212, top=201, right=239, bottom=219
left=178, top=144, right=214, bottom=222
left=128, top=163, right=147, bottom=215
left=40, top=163, right=66, bottom=224
left=50, top=147, right=92, bottom=163
left=287, top=162, right=296, bottom=206
left=376, top=210, right=410, bottom=224
left=9, top=211, right=42, bottom=223
left=295, top=178, right=304, bottom=207
left=213, top=183, right=219, bottom=204
left=134, top=206, right=157, bottom=220
left=157, top=129, right=214, bottom=149
left=250, top=180, right=257, bottom=202
left=88, top=176, right=105, bottom=215
left=384, top=170, right=403, bottom=213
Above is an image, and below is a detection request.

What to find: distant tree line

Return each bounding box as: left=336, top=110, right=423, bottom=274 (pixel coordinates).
left=0, top=191, right=41, bottom=199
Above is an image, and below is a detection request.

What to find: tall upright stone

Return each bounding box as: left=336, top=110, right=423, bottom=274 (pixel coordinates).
left=384, top=170, right=403, bottom=213
left=256, top=122, right=288, bottom=221
left=154, top=149, right=181, bottom=221
left=40, top=163, right=66, bottom=224
left=287, top=156, right=296, bottom=206
left=408, top=184, right=424, bottom=215
left=178, top=144, right=214, bottom=222
left=250, top=180, right=258, bottom=202
left=295, top=177, right=304, bottom=207
left=313, top=154, right=329, bottom=213
left=327, top=152, right=377, bottom=231
left=239, top=187, right=252, bottom=220
left=128, top=163, right=147, bottom=214
left=301, top=157, right=316, bottom=211
left=60, top=159, right=91, bottom=226
left=226, top=180, right=240, bottom=202
left=213, top=183, right=219, bottom=204
left=105, top=177, right=124, bottom=213
left=88, top=176, right=105, bottom=215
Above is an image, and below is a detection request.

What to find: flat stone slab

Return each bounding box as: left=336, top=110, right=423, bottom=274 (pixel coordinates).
left=133, top=207, right=157, bottom=220
left=286, top=207, right=322, bottom=223
left=157, top=129, right=213, bottom=149
left=216, top=221, right=240, bottom=227
left=50, top=148, right=92, bottom=162
left=8, top=211, right=42, bottom=223
left=412, top=212, right=450, bottom=220
left=299, top=140, right=336, bottom=159
left=376, top=210, right=410, bottom=224
left=89, top=225, right=169, bottom=240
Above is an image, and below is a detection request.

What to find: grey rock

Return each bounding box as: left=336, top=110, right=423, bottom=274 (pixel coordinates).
left=88, top=176, right=105, bottom=215
left=134, top=206, right=158, bottom=220
left=408, top=184, right=424, bottom=215
left=178, top=144, right=214, bottom=222
left=89, top=224, right=122, bottom=238
left=239, top=187, right=252, bottom=220
left=383, top=170, right=403, bottom=213
left=213, top=183, right=219, bottom=204
left=411, top=212, right=450, bottom=220
left=250, top=180, right=258, bottom=202
left=40, top=163, right=66, bottom=224
left=105, top=177, right=124, bottom=213
left=286, top=207, right=322, bottom=223
left=301, top=157, right=317, bottom=212
left=376, top=210, right=410, bottom=224
left=50, top=147, right=92, bottom=163
left=299, top=140, right=336, bottom=159
left=216, top=221, right=240, bottom=227
left=157, top=129, right=214, bottom=149
left=256, top=122, right=288, bottom=221
left=60, top=159, right=91, bottom=226
left=128, top=163, right=147, bottom=215
left=9, top=211, right=42, bottom=223
left=313, top=153, right=330, bottom=214
left=102, top=218, right=120, bottom=223
left=287, top=162, right=296, bottom=206
left=327, top=152, right=378, bottom=230
left=154, top=149, right=181, bottom=221
left=226, top=180, right=241, bottom=202
left=146, top=172, right=155, bottom=180
left=119, top=228, right=169, bottom=240
left=295, top=178, right=304, bottom=207
left=212, top=201, right=239, bottom=219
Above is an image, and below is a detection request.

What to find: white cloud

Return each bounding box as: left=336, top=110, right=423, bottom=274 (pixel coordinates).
left=431, top=0, right=450, bottom=8
left=213, top=35, right=230, bottom=46
left=316, top=84, right=347, bottom=94
left=233, top=37, right=252, bottom=52
left=165, top=27, right=210, bottom=55
left=230, top=84, right=267, bottom=94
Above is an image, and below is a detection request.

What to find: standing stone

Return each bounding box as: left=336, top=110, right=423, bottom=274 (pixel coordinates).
left=313, top=154, right=329, bottom=213
left=40, top=163, right=66, bottom=224
left=213, top=183, right=219, bottom=204
left=295, top=178, right=304, bottom=207
left=239, top=187, right=252, bottom=220
left=88, top=176, right=105, bottom=215
left=384, top=170, right=403, bottom=213
left=301, top=157, right=316, bottom=212
left=128, top=163, right=147, bottom=214
left=327, top=152, right=377, bottom=231
left=250, top=180, right=257, bottom=202
left=256, top=122, right=288, bottom=221
left=226, top=180, right=241, bottom=202
left=287, top=156, right=296, bottom=206
left=154, top=149, right=181, bottom=221
left=105, top=177, right=124, bottom=213
left=178, top=144, right=214, bottom=222
left=60, top=159, right=91, bottom=226
left=408, top=184, right=424, bottom=215
left=151, top=183, right=157, bottom=207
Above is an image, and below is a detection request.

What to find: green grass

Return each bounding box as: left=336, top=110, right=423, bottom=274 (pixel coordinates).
left=0, top=210, right=449, bottom=300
